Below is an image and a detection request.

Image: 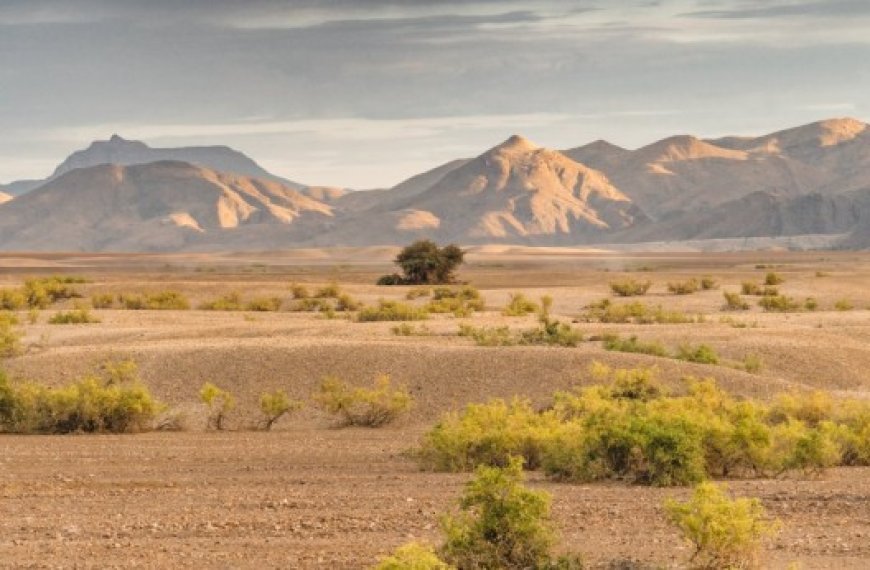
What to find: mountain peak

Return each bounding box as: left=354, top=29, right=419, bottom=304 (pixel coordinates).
left=491, top=134, right=538, bottom=154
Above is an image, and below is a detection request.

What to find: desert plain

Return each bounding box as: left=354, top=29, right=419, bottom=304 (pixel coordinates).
left=0, top=246, right=868, bottom=569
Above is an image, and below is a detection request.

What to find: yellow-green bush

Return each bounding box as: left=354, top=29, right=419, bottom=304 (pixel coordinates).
left=91, top=293, right=115, bottom=309
left=0, top=362, right=161, bottom=433
left=48, top=308, right=100, bottom=324
left=502, top=293, right=540, bottom=316
left=610, top=278, right=652, bottom=297
left=602, top=334, right=669, bottom=357
left=834, top=298, right=854, bottom=311
left=199, top=382, right=235, bottom=430
left=764, top=272, right=785, bottom=286
left=458, top=323, right=516, bottom=346
left=700, top=276, right=718, bottom=290
left=246, top=297, right=283, bottom=312
left=258, top=389, right=302, bottom=430
left=722, top=291, right=750, bottom=311
left=199, top=292, right=244, bottom=310
left=758, top=295, right=800, bottom=312
left=0, top=312, right=21, bottom=358
left=0, top=288, right=27, bottom=310
left=120, top=291, right=190, bottom=310
left=668, top=279, right=700, bottom=295
left=24, top=277, right=83, bottom=308
left=676, top=344, right=720, bottom=365
left=315, top=282, right=342, bottom=298
left=418, top=399, right=560, bottom=471
left=290, top=283, right=310, bottom=299
left=665, top=482, right=779, bottom=570
left=314, top=375, right=413, bottom=427
left=519, top=313, right=582, bottom=347
left=583, top=299, right=696, bottom=324
left=374, top=542, right=453, bottom=570
left=358, top=300, right=429, bottom=322
left=417, top=364, right=870, bottom=485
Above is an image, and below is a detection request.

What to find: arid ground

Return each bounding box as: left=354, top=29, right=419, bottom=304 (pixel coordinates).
left=0, top=247, right=868, bottom=569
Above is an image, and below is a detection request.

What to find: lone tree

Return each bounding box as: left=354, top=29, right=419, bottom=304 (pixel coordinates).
left=379, top=240, right=465, bottom=285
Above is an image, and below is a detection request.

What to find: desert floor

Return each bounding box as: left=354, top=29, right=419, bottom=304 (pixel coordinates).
left=0, top=247, right=868, bottom=569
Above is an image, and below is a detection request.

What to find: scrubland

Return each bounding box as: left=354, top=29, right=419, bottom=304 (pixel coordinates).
left=0, top=247, right=868, bottom=569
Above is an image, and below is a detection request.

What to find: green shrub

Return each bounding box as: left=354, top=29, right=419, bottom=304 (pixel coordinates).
left=700, top=276, right=718, bottom=290
left=199, top=382, right=235, bottom=430
left=258, top=389, right=302, bottom=430
left=722, top=292, right=750, bottom=311
left=758, top=295, right=799, bottom=312
left=519, top=313, right=582, bottom=347
left=0, top=362, right=161, bottom=434
left=120, top=291, right=190, bottom=310
left=374, top=543, right=453, bottom=570
left=764, top=272, right=785, bottom=286
left=665, top=482, right=779, bottom=570
left=803, top=297, right=818, bottom=311
left=377, top=274, right=406, bottom=286
left=440, top=458, right=559, bottom=570
left=668, top=279, right=700, bottom=295
left=458, top=323, right=516, bottom=347
left=358, top=300, right=429, bottom=322
left=314, top=375, right=413, bottom=427
left=610, top=278, right=652, bottom=297
left=502, top=293, right=540, bottom=316
left=91, top=293, right=115, bottom=309
left=676, top=344, right=720, bottom=365
left=390, top=240, right=465, bottom=285
left=834, top=299, right=853, bottom=311
left=48, top=308, right=100, bottom=324
left=602, top=334, right=669, bottom=357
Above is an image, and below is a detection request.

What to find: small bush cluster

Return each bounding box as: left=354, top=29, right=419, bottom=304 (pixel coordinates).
left=259, top=389, right=303, bottom=430
left=91, top=293, right=115, bottom=309
left=358, top=300, right=429, bottom=322
left=757, top=294, right=800, bottom=313
left=834, top=299, right=854, bottom=311
left=391, top=323, right=433, bottom=336
left=119, top=291, right=190, bottom=310
left=764, top=272, right=785, bottom=286
left=741, top=282, right=779, bottom=297
left=314, top=375, right=413, bottom=427
left=0, top=361, right=161, bottom=433
left=199, top=382, right=236, bottom=430
left=582, top=299, right=697, bottom=324
left=48, top=308, right=100, bottom=324
left=288, top=283, right=361, bottom=316
left=602, top=334, right=668, bottom=357
left=417, top=364, right=870, bottom=485
left=667, top=278, right=700, bottom=295
left=426, top=286, right=485, bottom=317
left=460, top=302, right=581, bottom=348
left=0, top=276, right=87, bottom=310
left=199, top=292, right=283, bottom=312
left=458, top=323, right=516, bottom=347
left=610, top=278, right=652, bottom=297
left=722, top=291, right=750, bottom=311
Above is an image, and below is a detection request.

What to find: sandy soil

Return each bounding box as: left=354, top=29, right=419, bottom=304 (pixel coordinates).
left=0, top=248, right=868, bottom=568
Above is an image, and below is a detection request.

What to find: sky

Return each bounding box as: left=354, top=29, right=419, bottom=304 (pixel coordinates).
left=1, top=0, right=869, bottom=189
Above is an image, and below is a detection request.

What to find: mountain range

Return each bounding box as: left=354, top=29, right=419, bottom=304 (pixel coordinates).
left=0, top=118, right=868, bottom=251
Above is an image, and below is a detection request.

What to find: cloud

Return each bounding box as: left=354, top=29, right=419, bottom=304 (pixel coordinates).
left=685, top=0, right=870, bottom=19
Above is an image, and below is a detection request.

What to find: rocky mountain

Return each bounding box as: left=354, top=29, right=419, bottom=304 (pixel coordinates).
left=0, top=135, right=309, bottom=197
left=0, top=118, right=868, bottom=251
left=0, top=161, right=333, bottom=251
left=563, top=118, right=870, bottom=220
left=317, top=135, right=646, bottom=245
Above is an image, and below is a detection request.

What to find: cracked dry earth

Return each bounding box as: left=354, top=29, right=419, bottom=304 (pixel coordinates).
left=0, top=248, right=868, bottom=568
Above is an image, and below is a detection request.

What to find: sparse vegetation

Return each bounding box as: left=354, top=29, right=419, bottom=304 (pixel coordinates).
left=834, top=298, right=853, bottom=311
left=391, top=323, right=433, bottom=336
left=458, top=323, right=516, bottom=347
left=405, top=286, right=432, bottom=300
left=358, top=300, right=429, bottom=322
left=675, top=343, right=720, bottom=365
left=0, top=312, right=22, bottom=358
left=91, top=293, right=115, bottom=309
left=665, top=482, right=779, bottom=570
left=290, top=283, right=310, bottom=299
left=764, top=272, right=785, bottom=286
left=374, top=543, right=452, bottom=570
left=314, top=375, right=413, bottom=427
left=199, top=382, right=235, bottom=430
left=758, top=294, right=800, bottom=312
left=700, top=276, right=718, bottom=290
left=426, top=286, right=485, bottom=317
left=610, top=278, right=652, bottom=297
